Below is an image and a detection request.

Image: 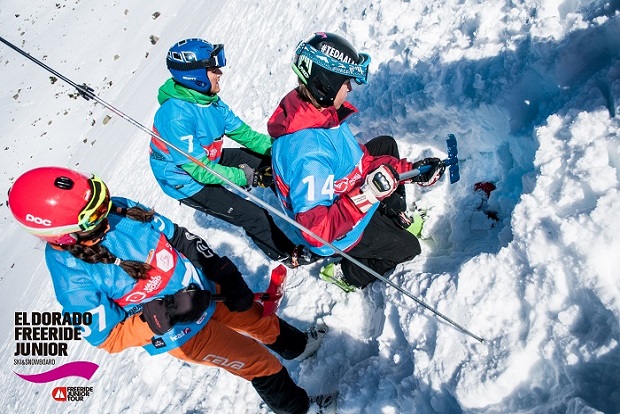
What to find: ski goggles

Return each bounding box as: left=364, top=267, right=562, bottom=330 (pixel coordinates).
left=207, top=44, right=226, bottom=68
left=77, top=175, right=112, bottom=232
left=294, top=41, right=371, bottom=85
left=166, top=44, right=226, bottom=71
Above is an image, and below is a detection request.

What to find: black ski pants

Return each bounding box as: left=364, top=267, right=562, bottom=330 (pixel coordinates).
left=341, top=136, right=421, bottom=287
left=180, top=148, right=296, bottom=261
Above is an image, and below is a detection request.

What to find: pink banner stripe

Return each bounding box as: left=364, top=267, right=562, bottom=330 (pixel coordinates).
left=14, top=361, right=99, bottom=383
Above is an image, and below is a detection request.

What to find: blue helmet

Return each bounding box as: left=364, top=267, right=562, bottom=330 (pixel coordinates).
left=166, top=38, right=226, bottom=93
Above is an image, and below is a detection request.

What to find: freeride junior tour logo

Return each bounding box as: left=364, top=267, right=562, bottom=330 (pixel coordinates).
left=13, top=311, right=99, bottom=401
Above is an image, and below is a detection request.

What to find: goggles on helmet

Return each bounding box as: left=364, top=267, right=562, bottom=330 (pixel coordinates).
left=166, top=43, right=226, bottom=71
left=294, top=41, right=371, bottom=85
left=208, top=44, right=226, bottom=68
left=77, top=175, right=112, bottom=232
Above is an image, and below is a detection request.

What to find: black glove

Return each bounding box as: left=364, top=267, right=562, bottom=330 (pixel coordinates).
left=239, top=164, right=274, bottom=188
left=209, top=256, right=254, bottom=312
left=253, top=165, right=274, bottom=188
left=141, top=285, right=212, bottom=335
left=410, top=157, right=445, bottom=186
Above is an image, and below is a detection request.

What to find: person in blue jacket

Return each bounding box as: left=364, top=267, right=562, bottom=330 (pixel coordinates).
left=8, top=166, right=335, bottom=414
left=150, top=38, right=313, bottom=268
left=268, top=32, right=445, bottom=291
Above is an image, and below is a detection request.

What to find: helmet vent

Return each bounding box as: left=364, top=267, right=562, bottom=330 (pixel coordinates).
left=54, top=176, right=74, bottom=190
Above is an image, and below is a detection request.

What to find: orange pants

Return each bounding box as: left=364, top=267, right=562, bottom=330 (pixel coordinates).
left=168, top=301, right=283, bottom=381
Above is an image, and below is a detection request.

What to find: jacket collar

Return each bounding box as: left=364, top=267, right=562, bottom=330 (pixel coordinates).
left=267, top=88, right=357, bottom=138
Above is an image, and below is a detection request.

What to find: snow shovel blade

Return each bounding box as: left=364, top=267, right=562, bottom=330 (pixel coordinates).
left=257, top=264, right=287, bottom=317
left=445, top=134, right=460, bottom=184
left=398, top=134, right=461, bottom=184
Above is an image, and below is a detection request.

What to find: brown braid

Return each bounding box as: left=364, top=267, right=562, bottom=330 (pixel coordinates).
left=61, top=243, right=151, bottom=280
left=122, top=206, right=155, bottom=222
left=60, top=205, right=156, bottom=280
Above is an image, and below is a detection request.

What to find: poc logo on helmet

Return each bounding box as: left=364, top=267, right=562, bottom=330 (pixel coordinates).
left=26, top=214, right=52, bottom=226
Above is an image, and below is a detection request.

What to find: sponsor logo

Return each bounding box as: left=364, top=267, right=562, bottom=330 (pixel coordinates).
left=51, top=386, right=94, bottom=402
left=321, top=45, right=354, bottom=64
left=152, top=338, right=166, bottom=349
left=196, top=312, right=208, bottom=325
left=143, top=275, right=163, bottom=293
left=334, top=172, right=362, bottom=194
left=170, top=327, right=191, bottom=342
left=121, top=275, right=163, bottom=304
left=155, top=250, right=173, bottom=272
left=297, top=55, right=313, bottom=78
left=115, top=235, right=177, bottom=307
left=52, top=387, right=67, bottom=401
left=25, top=214, right=52, bottom=226
left=202, top=354, right=245, bottom=370
left=202, top=137, right=224, bottom=161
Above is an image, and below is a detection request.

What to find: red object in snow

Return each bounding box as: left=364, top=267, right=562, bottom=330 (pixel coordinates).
left=474, top=182, right=496, bottom=199
left=255, top=265, right=288, bottom=317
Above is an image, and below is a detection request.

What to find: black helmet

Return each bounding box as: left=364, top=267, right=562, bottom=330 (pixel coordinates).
left=292, top=32, right=371, bottom=107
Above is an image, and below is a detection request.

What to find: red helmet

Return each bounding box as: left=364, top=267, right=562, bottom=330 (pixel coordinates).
left=8, top=167, right=112, bottom=245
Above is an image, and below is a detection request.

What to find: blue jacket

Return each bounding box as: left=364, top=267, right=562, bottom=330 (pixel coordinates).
left=269, top=90, right=380, bottom=256
left=150, top=80, right=272, bottom=200
left=45, top=197, right=216, bottom=355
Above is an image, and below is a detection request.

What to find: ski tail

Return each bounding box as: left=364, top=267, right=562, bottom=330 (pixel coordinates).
left=259, top=265, right=287, bottom=317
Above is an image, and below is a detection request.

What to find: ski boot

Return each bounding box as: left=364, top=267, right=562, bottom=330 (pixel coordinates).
left=296, top=324, right=328, bottom=361
left=281, top=245, right=321, bottom=269
left=390, top=209, right=426, bottom=238
left=319, top=262, right=357, bottom=293
left=307, top=393, right=338, bottom=414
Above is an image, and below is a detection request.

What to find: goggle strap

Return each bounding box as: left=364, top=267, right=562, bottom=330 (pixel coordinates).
left=166, top=58, right=218, bottom=71
left=77, top=176, right=111, bottom=230
left=295, top=42, right=370, bottom=83
left=291, top=64, right=309, bottom=85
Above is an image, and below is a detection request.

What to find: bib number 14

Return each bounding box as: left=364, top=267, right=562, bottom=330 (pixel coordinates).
left=302, top=174, right=334, bottom=201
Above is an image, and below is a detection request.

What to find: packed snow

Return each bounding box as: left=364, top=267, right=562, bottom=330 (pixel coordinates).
left=0, top=0, right=619, bottom=413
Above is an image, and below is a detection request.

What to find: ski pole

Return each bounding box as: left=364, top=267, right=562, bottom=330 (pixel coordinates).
left=0, top=36, right=484, bottom=343
left=212, top=292, right=282, bottom=302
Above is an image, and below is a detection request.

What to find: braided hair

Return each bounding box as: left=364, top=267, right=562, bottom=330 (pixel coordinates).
left=60, top=205, right=155, bottom=280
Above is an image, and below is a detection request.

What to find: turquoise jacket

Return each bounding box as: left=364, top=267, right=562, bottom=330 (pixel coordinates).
left=150, top=79, right=272, bottom=199
left=45, top=197, right=216, bottom=355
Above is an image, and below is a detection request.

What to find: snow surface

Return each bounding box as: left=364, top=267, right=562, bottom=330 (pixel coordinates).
left=1, top=0, right=619, bottom=413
